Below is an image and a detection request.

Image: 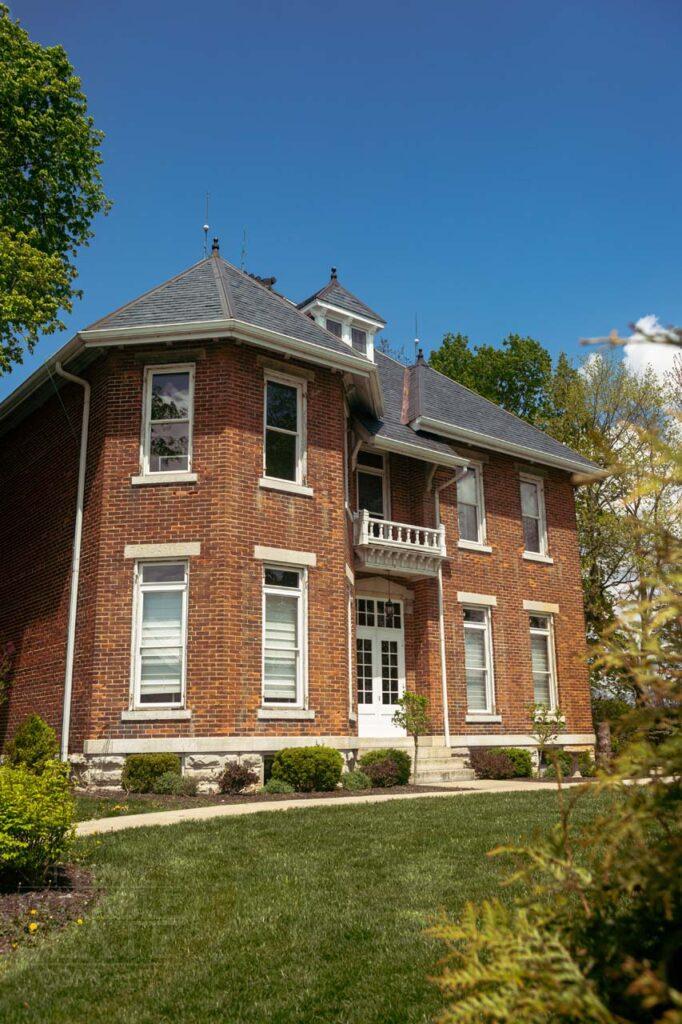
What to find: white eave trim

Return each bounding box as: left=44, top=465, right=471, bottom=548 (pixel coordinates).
left=410, top=415, right=596, bottom=475
left=370, top=434, right=469, bottom=469
left=303, top=299, right=386, bottom=331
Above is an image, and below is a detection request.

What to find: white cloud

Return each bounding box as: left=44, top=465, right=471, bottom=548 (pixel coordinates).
left=623, top=340, right=678, bottom=382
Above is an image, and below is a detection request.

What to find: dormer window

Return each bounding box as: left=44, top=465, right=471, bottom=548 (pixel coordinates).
left=326, top=318, right=343, bottom=338
left=351, top=328, right=367, bottom=355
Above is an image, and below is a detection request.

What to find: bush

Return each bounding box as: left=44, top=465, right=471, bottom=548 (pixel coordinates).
left=271, top=746, right=343, bottom=792
left=0, top=761, right=74, bottom=882
left=577, top=751, right=597, bottom=777
left=542, top=749, right=573, bottom=779
left=151, top=771, right=198, bottom=796
left=218, top=761, right=259, bottom=794
left=469, top=748, right=516, bottom=780
left=363, top=757, right=400, bottom=788
left=497, top=747, right=533, bottom=778
left=342, top=769, right=372, bottom=791
left=4, top=714, right=58, bottom=773
left=122, top=753, right=181, bottom=793
left=260, top=777, right=295, bottom=795
left=358, top=748, right=411, bottom=785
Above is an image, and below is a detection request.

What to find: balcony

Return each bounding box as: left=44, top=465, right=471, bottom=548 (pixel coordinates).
left=353, top=510, right=446, bottom=578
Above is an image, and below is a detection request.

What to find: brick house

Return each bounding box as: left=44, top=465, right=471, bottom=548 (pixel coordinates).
left=0, top=242, right=596, bottom=787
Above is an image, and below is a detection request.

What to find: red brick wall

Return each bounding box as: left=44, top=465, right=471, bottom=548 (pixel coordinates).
left=0, top=342, right=592, bottom=754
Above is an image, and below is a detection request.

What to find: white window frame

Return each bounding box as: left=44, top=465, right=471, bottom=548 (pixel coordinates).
left=140, top=364, right=195, bottom=477
left=529, top=613, right=558, bottom=710
left=261, top=563, right=308, bottom=708
left=457, top=462, right=487, bottom=547
left=462, top=604, right=496, bottom=714
left=263, top=371, right=307, bottom=485
left=355, top=448, right=390, bottom=519
left=130, top=560, right=189, bottom=709
left=519, top=473, right=548, bottom=557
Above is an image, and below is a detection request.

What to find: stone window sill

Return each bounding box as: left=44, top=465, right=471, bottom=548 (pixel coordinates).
left=523, top=551, right=554, bottom=564
left=465, top=714, right=502, bottom=724
left=258, top=477, right=314, bottom=498
left=257, top=707, right=316, bottom=721
left=131, top=472, right=198, bottom=487
left=458, top=540, right=493, bottom=554
left=121, top=709, right=192, bottom=721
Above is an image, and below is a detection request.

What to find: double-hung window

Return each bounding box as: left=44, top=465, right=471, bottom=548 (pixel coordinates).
left=463, top=606, right=495, bottom=713
left=356, top=449, right=387, bottom=519
left=457, top=465, right=486, bottom=545
left=262, top=566, right=306, bottom=705
left=264, top=373, right=305, bottom=483
left=142, top=365, right=194, bottom=475
left=133, top=561, right=188, bottom=707
left=529, top=614, right=557, bottom=707
left=520, top=475, right=548, bottom=555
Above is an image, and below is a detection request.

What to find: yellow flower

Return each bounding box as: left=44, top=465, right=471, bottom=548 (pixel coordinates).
left=76, top=919, right=84, bottom=926
left=27, top=922, right=38, bottom=933
left=29, top=909, right=37, bottom=916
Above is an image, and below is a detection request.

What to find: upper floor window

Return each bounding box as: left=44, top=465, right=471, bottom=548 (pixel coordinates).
left=520, top=475, right=548, bottom=555
left=326, top=318, right=343, bottom=338
left=132, top=561, right=188, bottom=707
left=529, top=614, right=557, bottom=707
left=356, top=449, right=387, bottom=519
left=263, top=565, right=306, bottom=706
left=463, top=606, right=495, bottom=713
left=351, top=328, right=367, bottom=355
left=457, top=465, right=486, bottom=545
left=264, top=373, right=306, bottom=484
left=142, top=366, right=194, bottom=474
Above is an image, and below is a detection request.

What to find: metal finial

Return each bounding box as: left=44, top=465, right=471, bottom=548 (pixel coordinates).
left=330, top=266, right=337, bottom=280
left=212, top=236, right=219, bottom=254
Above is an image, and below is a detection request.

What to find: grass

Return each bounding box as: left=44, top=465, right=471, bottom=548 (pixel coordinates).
left=73, top=792, right=198, bottom=820
left=0, top=790, right=604, bottom=1024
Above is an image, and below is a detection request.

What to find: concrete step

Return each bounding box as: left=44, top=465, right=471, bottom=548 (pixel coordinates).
left=416, top=767, right=476, bottom=783
left=415, top=758, right=469, bottom=772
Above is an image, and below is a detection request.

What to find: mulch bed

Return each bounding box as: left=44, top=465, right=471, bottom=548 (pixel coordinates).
left=0, top=865, right=97, bottom=956
left=79, top=783, right=462, bottom=814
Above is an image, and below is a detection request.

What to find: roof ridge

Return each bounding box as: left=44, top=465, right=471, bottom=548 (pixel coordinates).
left=421, top=359, right=582, bottom=457
left=213, top=259, right=234, bottom=318
left=83, top=256, right=213, bottom=331
left=219, top=257, right=369, bottom=352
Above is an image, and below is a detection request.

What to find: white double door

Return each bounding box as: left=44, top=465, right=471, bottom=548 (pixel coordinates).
left=356, top=597, right=406, bottom=738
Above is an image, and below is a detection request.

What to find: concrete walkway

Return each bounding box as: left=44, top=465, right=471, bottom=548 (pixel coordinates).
left=76, top=778, right=588, bottom=836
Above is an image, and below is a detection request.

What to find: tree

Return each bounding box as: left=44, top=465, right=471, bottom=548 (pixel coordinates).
left=392, top=691, right=429, bottom=782
left=0, top=5, right=110, bottom=373
left=429, top=332, right=554, bottom=423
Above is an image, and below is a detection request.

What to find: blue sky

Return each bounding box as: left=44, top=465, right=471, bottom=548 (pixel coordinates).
left=3, top=0, right=681, bottom=399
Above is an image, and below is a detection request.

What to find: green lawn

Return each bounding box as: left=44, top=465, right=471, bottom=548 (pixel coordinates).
left=0, top=791, right=602, bottom=1024
left=73, top=792, right=205, bottom=820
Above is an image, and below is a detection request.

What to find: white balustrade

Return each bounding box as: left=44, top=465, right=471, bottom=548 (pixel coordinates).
left=353, top=510, right=446, bottom=557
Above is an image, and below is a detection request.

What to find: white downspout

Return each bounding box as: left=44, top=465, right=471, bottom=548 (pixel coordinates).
left=54, top=363, right=91, bottom=761
left=434, top=469, right=468, bottom=748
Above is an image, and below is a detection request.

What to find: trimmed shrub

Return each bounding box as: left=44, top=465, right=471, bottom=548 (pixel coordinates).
left=363, top=757, right=400, bottom=788
left=4, top=714, right=58, bottom=774
left=122, top=753, right=181, bottom=793
left=577, top=751, right=597, bottom=777
left=151, top=771, right=198, bottom=796
left=469, top=748, right=516, bottom=780
left=261, top=777, right=295, bottom=795
left=342, top=769, right=372, bottom=791
left=498, top=747, right=533, bottom=778
left=0, top=761, right=74, bottom=882
left=271, top=746, right=343, bottom=792
left=218, top=761, right=259, bottom=795
left=358, top=748, right=411, bottom=785
left=543, top=750, right=574, bottom=779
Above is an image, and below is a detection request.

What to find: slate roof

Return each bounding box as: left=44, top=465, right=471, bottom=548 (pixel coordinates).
left=84, top=255, right=359, bottom=359
left=298, top=274, right=386, bottom=325
left=370, top=355, right=595, bottom=470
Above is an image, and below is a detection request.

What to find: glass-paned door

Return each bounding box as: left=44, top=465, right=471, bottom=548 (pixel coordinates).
left=355, top=598, right=406, bottom=737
